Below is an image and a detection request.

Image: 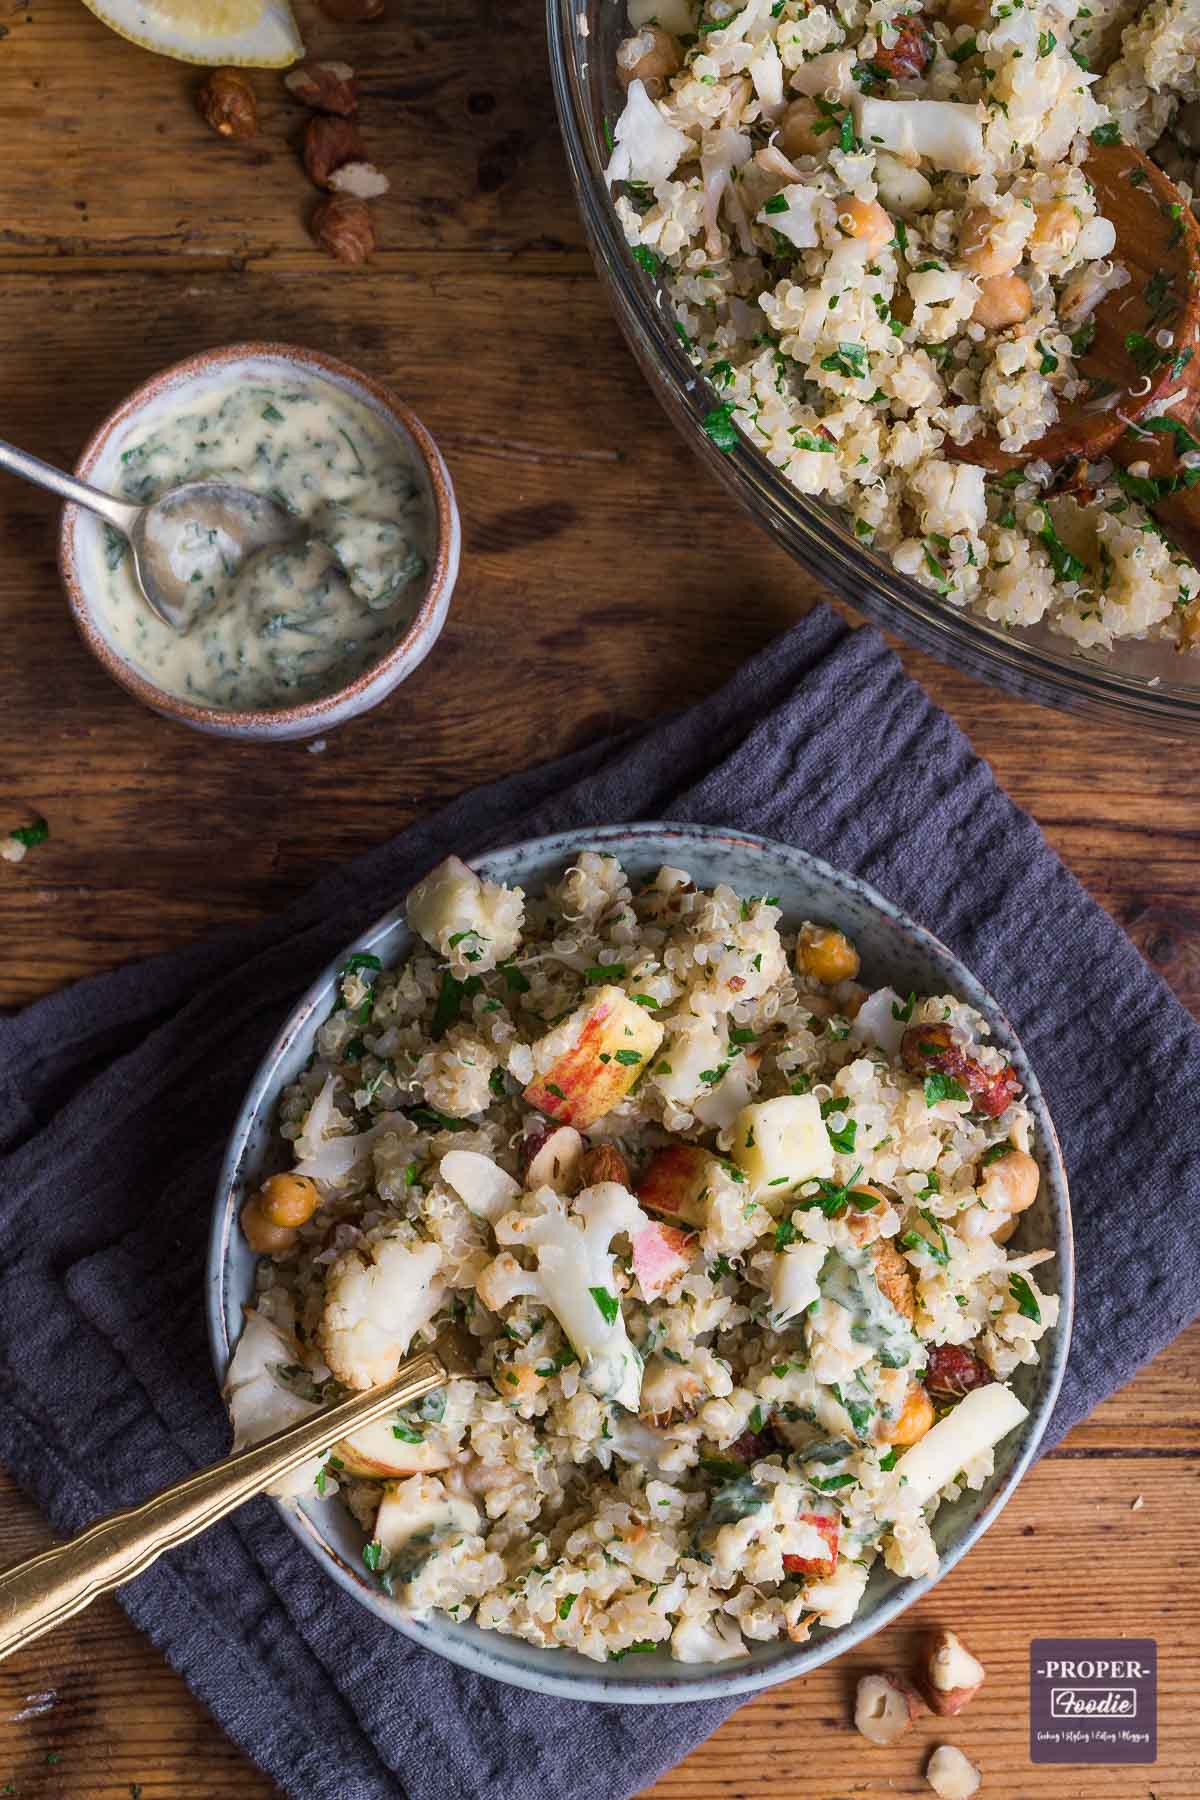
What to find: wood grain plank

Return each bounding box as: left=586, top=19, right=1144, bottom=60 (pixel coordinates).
left=0, top=0, right=583, bottom=266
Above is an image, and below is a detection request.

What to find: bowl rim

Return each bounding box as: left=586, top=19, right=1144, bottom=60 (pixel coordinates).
left=206, top=820, right=1074, bottom=1704
left=58, top=340, right=459, bottom=732
left=545, top=0, right=1200, bottom=735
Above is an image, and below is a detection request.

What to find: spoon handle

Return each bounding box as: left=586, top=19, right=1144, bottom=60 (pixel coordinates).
left=0, top=1350, right=444, bottom=1664
left=0, top=437, right=141, bottom=538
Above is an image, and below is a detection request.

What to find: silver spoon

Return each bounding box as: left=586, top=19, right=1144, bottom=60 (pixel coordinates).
left=0, top=436, right=297, bottom=628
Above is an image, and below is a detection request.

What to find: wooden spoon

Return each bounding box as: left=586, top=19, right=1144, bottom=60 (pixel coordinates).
left=946, top=143, right=1200, bottom=474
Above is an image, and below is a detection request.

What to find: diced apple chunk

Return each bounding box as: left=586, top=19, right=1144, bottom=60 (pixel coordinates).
left=631, top=1221, right=695, bottom=1300
left=636, top=1143, right=728, bottom=1227
left=524, top=985, right=664, bottom=1129
left=781, top=1512, right=839, bottom=1578
left=336, top=1415, right=453, bottom=1478
left=731, top=1094, right=834, bottom=1194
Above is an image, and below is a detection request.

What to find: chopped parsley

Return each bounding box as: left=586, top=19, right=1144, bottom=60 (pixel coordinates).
left=775, top=1216, right=798, bottom=1250
left=406, top=1104, right=474, bottom=1133
left=589, top=1285, right=620, bottom=1325
left=820, top=342, right=868, bottom=380
left=558, top=1593, right=579, bottom=1620
left=8, top=816, right=48, bottom=850
left=1009, top=1272, right=1042, bottom=1321
left=702, top=402, right=740, bottom=451
left=431, top=969, right=482, bottom=1040
left=499, top=958, right=531, bottom=994
left=924, top=1072, right=970, bottom=1106
left=900, top=1209, right=950, bottom=1266
left=632, top=245, right=660, bottom=275
left=1035, top=510, right=1086, bottom=583
left=1091, top=121, right=1121, bottom=145
left=585, top=962, right=627, bottom=982
left=362, top=1539, right=384, bottom=1572
left=981, top=1138, right=1014, bottom=1166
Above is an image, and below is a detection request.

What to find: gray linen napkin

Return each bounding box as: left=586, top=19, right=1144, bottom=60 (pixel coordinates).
left=1, top=607, right=1197, bottom=1800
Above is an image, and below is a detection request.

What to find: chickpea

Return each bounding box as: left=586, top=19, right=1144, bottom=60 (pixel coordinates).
left=780, top=97, right=824, bottom=159
left=836, top=194, right=894, bottom=257
left=616, top=26, right=682, bottom=100
left=944, top=0, right=991, bottom=26
left=240, top=1197, right=298, bottom=1256
left=258, top=1170, right=322, bottom=1229
left=972, top=273, right=1033, bottom=329
left=1029, top=199, right=1086, bottom=257
left=797, top=923, right=862, bottom=984
left=958, top=206, right=1020, bottom=277
left=979, top=1147, right=1039, bottom=1219
left=881, top=1383, right=936, bottom=1446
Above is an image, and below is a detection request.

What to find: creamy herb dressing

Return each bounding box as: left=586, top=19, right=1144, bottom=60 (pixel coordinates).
left=819, top=1247, right=921, bottom=1371
left=90, top=373, right=433, bottom=711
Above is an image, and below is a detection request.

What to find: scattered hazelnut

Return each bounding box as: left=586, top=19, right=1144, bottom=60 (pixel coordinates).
left=854, top=1672, right=927, bottom=1746
left=303, top=114, right=368, bottom=188
left=318, top=0, right=384, bottom=17
left=311, top=195, right=377, bottom=266
left=923, top=1629, right=986, bottom=1716
left=328, top=160, right=391, bottom=199
left=284, top=60, right=359, bottom=116
left=579, top=1143, right=631, bottom=1188
left=198, top=68, right=258, bottom=140
left=924, top=1343, right=993, bottom=1404
left=926, top=1744, right=982, bottom=1799
left=521, top=1125, right=584, bottom=1192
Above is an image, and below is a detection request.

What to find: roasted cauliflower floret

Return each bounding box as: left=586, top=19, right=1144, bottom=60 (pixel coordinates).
left=319, top=1230, right=445, bottom=1389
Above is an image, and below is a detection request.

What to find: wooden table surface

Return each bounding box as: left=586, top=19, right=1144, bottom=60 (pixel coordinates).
left=1, top=2, right=1196, bottom=1795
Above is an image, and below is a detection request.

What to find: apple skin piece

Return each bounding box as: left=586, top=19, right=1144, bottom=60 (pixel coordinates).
left=635, top=1143, right=727, bottom=1227
left=631, top=1220, right=696, bottom=1300
left=731, top=1093, right=834, bottom=1195
left=524, top=985, right=664, bottom=1129
left=335, top=1415, right=453, bottom=1478
left=782, top=1512, right=839, bottom=1578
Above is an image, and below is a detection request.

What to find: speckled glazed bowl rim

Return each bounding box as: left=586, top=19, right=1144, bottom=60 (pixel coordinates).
left=207, top=821, right=1074, bottom=1705
left=58, top=342, right=459, bottom=737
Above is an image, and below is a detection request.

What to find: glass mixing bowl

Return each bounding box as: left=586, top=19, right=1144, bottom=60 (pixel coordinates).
left=547, top=0, right=1200, bottom=734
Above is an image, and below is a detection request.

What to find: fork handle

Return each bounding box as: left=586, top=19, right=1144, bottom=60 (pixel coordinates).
left=0, top=1351, right=444, bottom=1663
left=0, top=437, right=141, bottom=537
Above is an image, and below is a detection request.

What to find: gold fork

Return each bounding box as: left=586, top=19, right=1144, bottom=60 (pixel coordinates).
left=0, top=1350, right=444, bottom=1662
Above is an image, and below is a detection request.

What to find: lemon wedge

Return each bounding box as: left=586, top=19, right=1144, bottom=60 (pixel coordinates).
left=80, top=0, right=303, bottom=66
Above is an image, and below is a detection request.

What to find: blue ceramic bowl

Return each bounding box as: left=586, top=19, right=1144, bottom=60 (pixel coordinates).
left=207, top=822, right=1073, bottom=1703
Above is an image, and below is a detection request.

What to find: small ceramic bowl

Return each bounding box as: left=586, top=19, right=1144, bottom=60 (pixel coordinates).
left=208, top=822, right=1074, bottom=1704
left=58, top=343, right=461, bottom=743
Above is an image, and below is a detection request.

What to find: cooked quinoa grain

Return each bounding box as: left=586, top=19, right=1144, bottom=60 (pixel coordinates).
left=605, top=0, right=1200, bottom=654
left=226, top=852, right=1057, bottom=1664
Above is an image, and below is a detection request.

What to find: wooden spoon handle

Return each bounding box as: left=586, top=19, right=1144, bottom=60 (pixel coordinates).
left=0, top=1351, right=443, bottom=1663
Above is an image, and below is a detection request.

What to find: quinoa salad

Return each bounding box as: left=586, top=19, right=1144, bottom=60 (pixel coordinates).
left=605, top=0, right=1200, bottom=653
left=226, top=851, right=1058, bottom=1665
